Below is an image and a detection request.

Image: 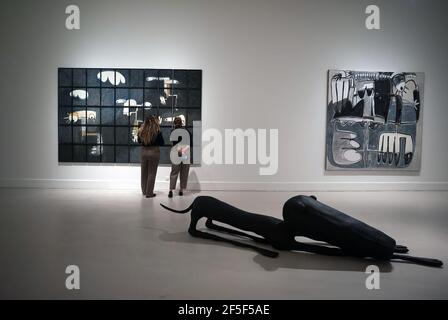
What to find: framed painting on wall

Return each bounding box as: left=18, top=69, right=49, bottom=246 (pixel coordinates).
left=326, top=70, right=424, bottom=171
left=58, top=68, right=202, bottom=164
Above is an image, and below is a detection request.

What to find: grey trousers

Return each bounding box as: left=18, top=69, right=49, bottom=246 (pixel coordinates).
left=169, top=163, right=190, bottom=190
left=141, top=146, right=160, bottom=196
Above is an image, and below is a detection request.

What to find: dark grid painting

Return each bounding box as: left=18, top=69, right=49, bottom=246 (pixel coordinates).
left=58, top=68, right=202, bottom=164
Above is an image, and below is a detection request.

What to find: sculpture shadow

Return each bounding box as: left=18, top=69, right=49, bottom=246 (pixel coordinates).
left=253, top=250, right=393, bottom=273
left=158, top=228, right=264, bottom=250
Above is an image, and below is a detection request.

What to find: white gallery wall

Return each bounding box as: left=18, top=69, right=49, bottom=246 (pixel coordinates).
left=0, top=0, right=447, bottom=191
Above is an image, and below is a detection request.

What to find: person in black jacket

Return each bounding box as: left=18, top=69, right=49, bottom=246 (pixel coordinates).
left=168, top=117, right=191, bottom=198
left=138, top=116, right=165, bottom=198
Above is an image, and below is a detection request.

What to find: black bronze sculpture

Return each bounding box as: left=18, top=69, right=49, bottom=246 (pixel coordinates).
left=161, top=195, right=443, bottom=267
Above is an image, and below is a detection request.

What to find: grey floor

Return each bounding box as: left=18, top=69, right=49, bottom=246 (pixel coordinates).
left=0, top=188, right=447, bottom=300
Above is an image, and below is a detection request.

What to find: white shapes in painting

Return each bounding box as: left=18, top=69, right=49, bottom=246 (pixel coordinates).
left=392, top=73, right=407, bottom=93
left=378, top=133, right=413, bottom=156
left=146, top=77, right=179, bottom=85
left=90, top=145, right=101, bottom=156
left=145, top=77, right=180, bottom=107
left=343, top=149, right=362, bottom=163
left=331, top=71, right=353, bottom=105
left=116, top=99, right=152, bottom=117
left=116, top=98, right=130, bottom=106
left=123, top=108, right=134, bottom=117
left=70, top=89, right=89, bottom=100
left=160, top=95, right=178, bottom=106
left=65, top=110, right=97, bottom=123
left=332, top=129, right=362, bottom=165
left=116, top=99, right=152, bottom=107
left=377, top=132, right=414, bottom=166
left=90, top=135, right=103, bottom=155
left=97, top=71, right=126, bottom=86
left=354, top=81, right=375, bottom=118
left=164, top=115, right=186, bottom=125
left=391, top=73, right=419, bottom=104
left=349, top=140, right=360, bottom=148
left=86, top=110, right=96, bottom=120
left=131, top=127, right=139, bottom=143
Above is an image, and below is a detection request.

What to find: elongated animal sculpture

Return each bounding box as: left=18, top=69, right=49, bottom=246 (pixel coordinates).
left=161, top=195, right=443, bottom=267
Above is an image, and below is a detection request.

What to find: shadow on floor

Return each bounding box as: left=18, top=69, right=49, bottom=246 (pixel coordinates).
left=253, top=251, right=393, bottom=273
left=187, top=169, right=201, bottom=193
left=156, top=228, right=393, bottom=273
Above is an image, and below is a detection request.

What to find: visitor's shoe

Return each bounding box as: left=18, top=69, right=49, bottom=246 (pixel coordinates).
left=168, top=191, right=173, bottom=198
left=146, top=193, right=156, bottom=198
left=179, top=191, right=183, bottom=196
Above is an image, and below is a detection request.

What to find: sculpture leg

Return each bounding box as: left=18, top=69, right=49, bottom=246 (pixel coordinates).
left=189, top=225, right=278, bottom=258
left=394, top=244, right=409, bottom=253
left=288, top=241, right=345, bottom=256
left=205, top=219, right=269, bottom=244
left=392, top=254, right=443, bottom=268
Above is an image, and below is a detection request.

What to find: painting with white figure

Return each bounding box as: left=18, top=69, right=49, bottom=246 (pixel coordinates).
left=58, top=68, right=202, bottom=164
left=326, top=70, right=424, bottom=171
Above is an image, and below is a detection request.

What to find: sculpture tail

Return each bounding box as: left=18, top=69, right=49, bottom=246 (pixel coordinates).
left=160, top=202, right=194, bottom=214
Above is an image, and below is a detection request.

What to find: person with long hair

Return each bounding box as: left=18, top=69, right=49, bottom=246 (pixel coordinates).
left=138, top=115, right=164, bottom=198
left=168, top=117, right=191, bottom=198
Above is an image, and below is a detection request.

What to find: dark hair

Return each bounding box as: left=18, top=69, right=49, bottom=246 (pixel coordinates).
left=174, top=116, right=183, bottom=128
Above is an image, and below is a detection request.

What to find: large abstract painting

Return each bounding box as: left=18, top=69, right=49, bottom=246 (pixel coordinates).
left=58, top=68, right=202, bottom=164
left=326, top=70, right=424, bottom=171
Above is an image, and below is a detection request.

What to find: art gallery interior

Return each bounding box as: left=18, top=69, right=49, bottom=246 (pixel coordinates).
left=0, top=0, right=448, bottom=300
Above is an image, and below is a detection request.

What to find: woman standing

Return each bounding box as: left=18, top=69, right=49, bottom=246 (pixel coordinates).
left=168, top=117, right=191, bottom=198
left=138, top=116, right=164, bottom=198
